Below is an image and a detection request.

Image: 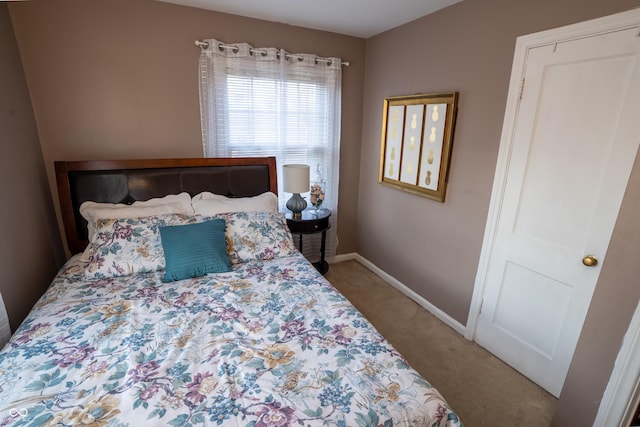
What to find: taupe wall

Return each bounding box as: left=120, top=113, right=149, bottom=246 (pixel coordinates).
left=8, top=0, right=365, bottom=256
left=359, top=0, right=640, bottom=425
left=7, top=0, right=640, bottom=425
left=0, top=4, right=64, bottom=331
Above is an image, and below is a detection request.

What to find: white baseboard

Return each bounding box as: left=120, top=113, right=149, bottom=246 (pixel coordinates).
left=328, top=253, right=357, bottom=263
left=329, top=252, right=467, bottom=336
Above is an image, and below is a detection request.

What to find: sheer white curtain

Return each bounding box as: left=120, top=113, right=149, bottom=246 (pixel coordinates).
left=198, top=39, right=342, bottom=258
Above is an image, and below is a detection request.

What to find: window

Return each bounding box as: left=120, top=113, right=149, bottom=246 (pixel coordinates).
left=198, top=39, right=343, bottom=257
left=225, top=76, right=329, bottom=160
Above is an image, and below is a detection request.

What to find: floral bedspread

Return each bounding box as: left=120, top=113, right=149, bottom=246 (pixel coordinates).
left=0, top=254, right=462, bottom=427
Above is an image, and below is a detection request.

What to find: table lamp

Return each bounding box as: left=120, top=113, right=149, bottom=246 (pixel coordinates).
left=283, top=164, right=310, bottom=218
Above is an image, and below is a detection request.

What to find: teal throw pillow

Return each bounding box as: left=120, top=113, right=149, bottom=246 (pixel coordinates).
left=159, top=218, right=231, bottom=282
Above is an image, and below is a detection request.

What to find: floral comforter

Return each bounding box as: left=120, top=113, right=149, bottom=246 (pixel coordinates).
left=0, top=253, right=462, bottom=426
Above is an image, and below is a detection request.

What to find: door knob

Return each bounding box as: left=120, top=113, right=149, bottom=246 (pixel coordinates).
left=582, top=255, right=598, bottom=267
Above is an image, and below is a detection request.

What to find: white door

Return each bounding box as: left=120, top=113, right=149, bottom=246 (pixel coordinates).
left=471, top=11, right=640, bottom=398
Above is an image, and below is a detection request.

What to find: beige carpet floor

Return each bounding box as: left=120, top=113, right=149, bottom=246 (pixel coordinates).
left=324, top=259, right=556, bottom=427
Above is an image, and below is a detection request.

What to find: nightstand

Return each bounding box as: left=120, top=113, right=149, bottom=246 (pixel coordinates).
left=285, top=208, right=331, bottom=275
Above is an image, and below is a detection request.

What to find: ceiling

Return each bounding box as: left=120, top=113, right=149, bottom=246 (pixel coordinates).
left=157, top=0, right=462, bottom=38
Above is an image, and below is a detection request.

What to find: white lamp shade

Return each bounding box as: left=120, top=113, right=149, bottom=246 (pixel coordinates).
left=283, top=164, right=310, bottom=194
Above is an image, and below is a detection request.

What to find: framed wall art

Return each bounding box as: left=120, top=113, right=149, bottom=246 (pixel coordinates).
left=378, top=92, right=458, bottom=202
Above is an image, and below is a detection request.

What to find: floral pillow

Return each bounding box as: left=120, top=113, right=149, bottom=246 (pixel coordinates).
left=215, top=211, right=298, bottom=264
left=83, top=213, right=197, bottom=279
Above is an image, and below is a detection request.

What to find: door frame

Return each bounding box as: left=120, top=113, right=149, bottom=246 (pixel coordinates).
left=465, top=5, right=640, bottom=398
left=594, top=297, right=640, bottom=426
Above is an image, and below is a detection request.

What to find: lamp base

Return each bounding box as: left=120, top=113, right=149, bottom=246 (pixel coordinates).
left=286, top=193, right=307, bottom=217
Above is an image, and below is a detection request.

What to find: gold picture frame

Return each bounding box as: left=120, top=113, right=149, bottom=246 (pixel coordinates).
left=378, top=92, right=458, bottom=202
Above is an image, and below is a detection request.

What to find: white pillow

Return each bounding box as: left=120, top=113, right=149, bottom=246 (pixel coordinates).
left=80, top=192, right=194, bottom=241
left=191, top=192, right=278, bottom=216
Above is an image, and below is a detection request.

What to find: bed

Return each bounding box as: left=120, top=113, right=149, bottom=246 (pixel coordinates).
left=0, top=157, right=462, bottom=427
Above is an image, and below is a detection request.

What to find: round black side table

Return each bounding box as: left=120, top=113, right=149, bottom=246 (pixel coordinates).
left=285, top=208, right=331, bottom=275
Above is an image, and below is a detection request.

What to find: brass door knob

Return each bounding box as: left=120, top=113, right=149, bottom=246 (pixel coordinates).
left=582, top=255, right=598, bottom=267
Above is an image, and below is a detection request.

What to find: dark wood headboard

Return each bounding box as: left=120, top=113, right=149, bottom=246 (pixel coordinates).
left=55, top=157, right=278, bottom=254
